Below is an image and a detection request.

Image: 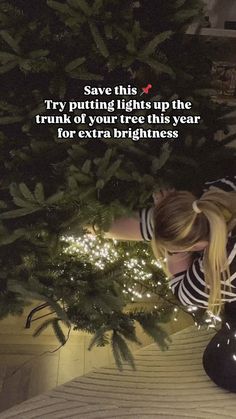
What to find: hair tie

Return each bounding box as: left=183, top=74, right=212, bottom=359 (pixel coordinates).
left=192, top=200, right=202, bottom=214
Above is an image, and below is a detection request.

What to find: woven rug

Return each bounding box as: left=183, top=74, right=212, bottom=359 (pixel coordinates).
left=1, top=325, right=236, bottom=419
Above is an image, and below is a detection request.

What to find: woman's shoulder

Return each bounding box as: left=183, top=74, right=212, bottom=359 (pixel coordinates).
left=202, top=175, right=236, bottom=193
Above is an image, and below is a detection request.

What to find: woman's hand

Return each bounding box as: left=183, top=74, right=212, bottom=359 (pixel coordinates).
left=83, top=224, right=96, bottom=235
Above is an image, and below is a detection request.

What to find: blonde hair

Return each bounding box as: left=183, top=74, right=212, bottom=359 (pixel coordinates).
left=151, top=186, right=236, bottom=316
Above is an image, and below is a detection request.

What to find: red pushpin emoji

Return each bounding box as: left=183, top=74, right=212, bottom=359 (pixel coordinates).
left=140, top=84, right=152, bottom=95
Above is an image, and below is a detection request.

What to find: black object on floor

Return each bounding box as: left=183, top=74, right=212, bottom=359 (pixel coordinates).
left=203, top=301, right=236, bottom=392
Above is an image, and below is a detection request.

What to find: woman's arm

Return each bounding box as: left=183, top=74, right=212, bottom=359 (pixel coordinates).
left=85, top=212, right=144, bottom=241
left=103, top=213, right=144, bottom=241
left=85, top=188, right=174, bottom=242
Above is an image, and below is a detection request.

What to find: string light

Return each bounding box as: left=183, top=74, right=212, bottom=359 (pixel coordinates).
left=62, top=234, right=225, bottom=331
left=151, top=260, right=163, bottom=269
left=61, top=234, right=169, bottom=305
left=206, top=310, right=222, bottom=323
left=63, top=234, right=119, bottom=270
left=187, top=306, right=198, bottom=312
left=188, top=308, right=223, bottom=330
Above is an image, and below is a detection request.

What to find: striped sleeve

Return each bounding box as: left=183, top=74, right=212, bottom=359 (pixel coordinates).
left=139, top=207, right=154, bottom=241
left=169, top=256, right=210, bottom=307
left=203, top=175, right=236, bottom=193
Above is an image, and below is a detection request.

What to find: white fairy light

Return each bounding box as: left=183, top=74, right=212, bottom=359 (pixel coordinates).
left=187, top=306, right=198, bottom=312
left=151, top=260, right=163, bottom=269
left=62, top=234, right=166, bottom=305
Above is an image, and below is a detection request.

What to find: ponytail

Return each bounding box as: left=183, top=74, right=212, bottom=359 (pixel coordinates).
left=193, top=188, right=236, bottom=315
left=152, top=187, right=236, bottom=316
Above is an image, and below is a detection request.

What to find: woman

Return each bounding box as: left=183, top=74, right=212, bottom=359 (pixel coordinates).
left=103, top=175, right=236, bottom=317
left=100, top=174, right=236, bottom=391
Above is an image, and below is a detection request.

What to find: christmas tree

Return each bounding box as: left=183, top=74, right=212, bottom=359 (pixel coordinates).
left=0, top=0, right=235, bottom=370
